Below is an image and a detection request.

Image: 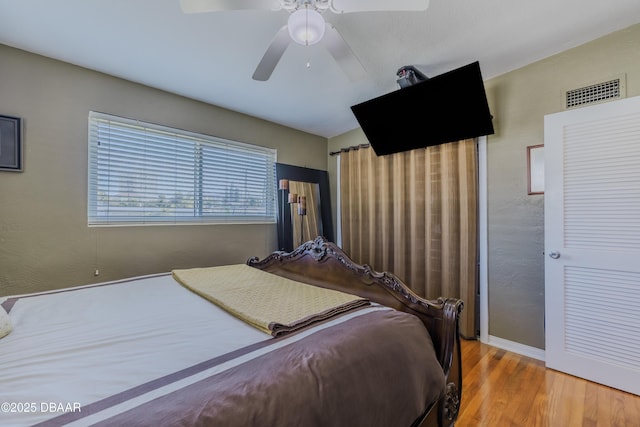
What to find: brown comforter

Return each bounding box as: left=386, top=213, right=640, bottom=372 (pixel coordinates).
left=38, top=308, right=445, bottom=427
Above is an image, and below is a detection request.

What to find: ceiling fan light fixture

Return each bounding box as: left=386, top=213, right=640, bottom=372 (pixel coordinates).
left=288, top=8, right=325, bottom=45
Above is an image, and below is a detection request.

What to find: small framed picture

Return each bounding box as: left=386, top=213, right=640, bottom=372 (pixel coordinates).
left=527, top=144, right=544, bottom=195
left=0, top=115, right=22, bottom=172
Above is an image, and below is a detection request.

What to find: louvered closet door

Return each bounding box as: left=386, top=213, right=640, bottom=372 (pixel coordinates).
left=544, top=95, right=640, bottom=396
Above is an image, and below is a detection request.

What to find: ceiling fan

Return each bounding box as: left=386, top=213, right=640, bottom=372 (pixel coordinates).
left=180, top=0, right=430, bottom=81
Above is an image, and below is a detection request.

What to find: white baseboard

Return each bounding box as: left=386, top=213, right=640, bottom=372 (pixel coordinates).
left=484, top=335, right=546, bottom=361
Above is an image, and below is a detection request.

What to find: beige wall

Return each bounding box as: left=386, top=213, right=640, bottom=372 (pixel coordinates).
left=485, top=23, right=640, bottom=349
left=0, top=44, right=327, bottom=296
left=328, top=23, right=640, bottom=349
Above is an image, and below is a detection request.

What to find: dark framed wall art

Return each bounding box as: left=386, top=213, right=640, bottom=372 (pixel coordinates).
left=0, top=115, right=22, bottom=171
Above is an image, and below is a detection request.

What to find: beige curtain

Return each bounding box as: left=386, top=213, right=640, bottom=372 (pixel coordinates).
left=290, top=181, right=321, bottom=247
left=340, top=140, right=477, bottom=338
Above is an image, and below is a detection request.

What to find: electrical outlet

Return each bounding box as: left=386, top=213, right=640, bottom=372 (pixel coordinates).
left=94, top=269, right=100, bottom=276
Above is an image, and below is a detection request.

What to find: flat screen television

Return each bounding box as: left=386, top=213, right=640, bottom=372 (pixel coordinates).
left=350, top=61, right=494, bottom=156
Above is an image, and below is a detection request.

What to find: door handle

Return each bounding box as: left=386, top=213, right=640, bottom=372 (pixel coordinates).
left=549, top=250, right=561, bottom=259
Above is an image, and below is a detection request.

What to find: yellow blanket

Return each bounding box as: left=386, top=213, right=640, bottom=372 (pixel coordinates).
left=172, top=264, right=369, bottom=336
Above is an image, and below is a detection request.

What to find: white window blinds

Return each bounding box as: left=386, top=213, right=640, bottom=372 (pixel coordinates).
left=88, top=112, right=277, bottom=225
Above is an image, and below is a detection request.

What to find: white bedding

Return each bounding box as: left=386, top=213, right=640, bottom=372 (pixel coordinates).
left=0, top=273, right=269, bottom=427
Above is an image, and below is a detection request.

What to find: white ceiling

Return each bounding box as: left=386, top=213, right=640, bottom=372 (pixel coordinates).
left=1, top=0, right=639, bottom=138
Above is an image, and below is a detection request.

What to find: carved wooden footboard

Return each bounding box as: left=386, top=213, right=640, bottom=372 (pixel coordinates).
left=247, top=236, right=463, bottom=427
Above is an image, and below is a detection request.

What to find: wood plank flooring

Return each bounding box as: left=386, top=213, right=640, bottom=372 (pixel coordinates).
left=455, top=339, right=640, bottom=426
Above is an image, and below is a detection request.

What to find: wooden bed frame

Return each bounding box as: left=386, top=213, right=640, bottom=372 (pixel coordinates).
left=248, top=236, right=463, bottom=427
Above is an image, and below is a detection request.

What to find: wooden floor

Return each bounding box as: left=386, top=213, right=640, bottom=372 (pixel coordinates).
left=455, top=340, right=640, bottom=427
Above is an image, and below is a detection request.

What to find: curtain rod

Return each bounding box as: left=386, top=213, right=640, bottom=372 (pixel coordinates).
left=329, top=143, right=370, bottom=156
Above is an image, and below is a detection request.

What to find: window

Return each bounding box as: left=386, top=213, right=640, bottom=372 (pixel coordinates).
left=88, top=112, right=277, bottom=225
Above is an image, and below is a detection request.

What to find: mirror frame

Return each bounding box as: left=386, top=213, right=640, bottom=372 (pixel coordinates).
left=276, top=163, right=334, bottom=252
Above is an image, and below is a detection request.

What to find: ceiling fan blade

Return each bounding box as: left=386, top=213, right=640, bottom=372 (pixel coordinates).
left=331, top=0, right=429, bottom=13
left=179, top=0, right=280, bottom=14
left=252, top=26, right=291, bottom=81
left=322, top=25, right=366, bottom=82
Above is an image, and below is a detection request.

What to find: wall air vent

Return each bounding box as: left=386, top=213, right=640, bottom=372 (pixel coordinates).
left=565, top=75, right=625, bottom=109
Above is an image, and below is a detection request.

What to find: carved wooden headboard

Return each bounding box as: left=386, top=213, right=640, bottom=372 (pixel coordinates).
left=247, top=236, right=463, bottom=426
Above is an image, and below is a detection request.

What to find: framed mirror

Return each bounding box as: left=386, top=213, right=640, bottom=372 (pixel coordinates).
left=276, top=163, right=334, bottom=252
